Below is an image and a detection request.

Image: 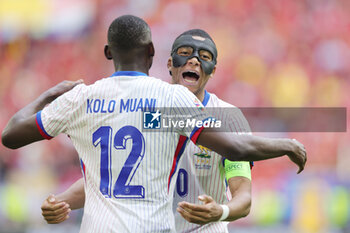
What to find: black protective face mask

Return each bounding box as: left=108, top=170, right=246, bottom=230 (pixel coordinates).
left=171, top=35, right=217, bottom=75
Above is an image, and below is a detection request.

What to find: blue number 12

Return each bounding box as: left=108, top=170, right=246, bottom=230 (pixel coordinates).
left=93, top=125, right=145, bottom=199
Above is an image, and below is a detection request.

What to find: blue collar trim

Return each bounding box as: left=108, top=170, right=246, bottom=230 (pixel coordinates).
left=202, top=90, right=210, bottom=107
left=111, top=71, right=148, bottom=77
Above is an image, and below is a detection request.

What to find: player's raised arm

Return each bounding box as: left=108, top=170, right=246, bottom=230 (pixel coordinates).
left=197, top=130, right=307, bottom=173
left=2, top=80, right=83, bottom=149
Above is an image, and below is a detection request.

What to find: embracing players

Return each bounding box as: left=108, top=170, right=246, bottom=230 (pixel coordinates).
left=41, top=29, right=253, bottom=233
left=2, top=15, right=306, bottom=233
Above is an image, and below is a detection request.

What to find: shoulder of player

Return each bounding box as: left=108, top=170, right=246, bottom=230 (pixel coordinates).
left=88, top=75, right=171, bottom=89
left=145, top=76, right=189, bottom=96
left=170, top=84, right=196, bottom=96
left=65, top=78, right=109, bottom=99
left=210, top=95, right=247, bottom=118
left=147, top=76, right=176, bottom=87
left=207, top=92, right=251, bottom=128
left=64, top=82, right=88, bottom=99
left=207, top=92, right=237, bottom=108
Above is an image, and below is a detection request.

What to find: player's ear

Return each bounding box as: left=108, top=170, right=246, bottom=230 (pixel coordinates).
left=148, top=42, right=155, bottom=57
left=147, top=42, right=155, bottom=70
left=104, top=45, right=113, bottom=60
left=209, top=65, right=216, bottom=78
left=167, top=57, right=172, bottom=76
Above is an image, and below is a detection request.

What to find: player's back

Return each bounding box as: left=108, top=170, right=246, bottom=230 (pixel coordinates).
left=53, top=71, right=205, bottom=232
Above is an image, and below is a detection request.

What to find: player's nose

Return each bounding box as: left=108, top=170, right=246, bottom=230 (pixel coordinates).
left=186, top=56, right=200, bottom=66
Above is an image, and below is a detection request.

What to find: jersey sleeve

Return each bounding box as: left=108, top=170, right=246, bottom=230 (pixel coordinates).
left=35, top=84, right=84, bottom=139
left=171, top=85, right=215, bottom=144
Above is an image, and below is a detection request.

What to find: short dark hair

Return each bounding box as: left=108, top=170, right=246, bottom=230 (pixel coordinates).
left=107, top=15, right=151, bottom=50
left=174, top=29, right=215, bottom=45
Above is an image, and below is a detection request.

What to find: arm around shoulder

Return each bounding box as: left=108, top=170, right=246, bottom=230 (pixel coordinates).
left=2, top=93, right=51, bottom=149
left=2, top=80, right=84, bottom=149
left=196, top=129, right=307, bottom=173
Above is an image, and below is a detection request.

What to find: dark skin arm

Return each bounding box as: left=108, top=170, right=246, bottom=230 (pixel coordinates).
left=197, top=130, right=306, bottom=174
left=2, top=80, right=83, bottom=149
left=177, top=176, right=251, bottom=224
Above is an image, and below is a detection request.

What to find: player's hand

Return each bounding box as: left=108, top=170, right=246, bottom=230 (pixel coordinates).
left=44, top=79, right=84, bottom=102
left=41, top=194, right=71, bottom=224
left=177, top=195, right=223, bottom=224
left=287, top=139, right=307, bottom=174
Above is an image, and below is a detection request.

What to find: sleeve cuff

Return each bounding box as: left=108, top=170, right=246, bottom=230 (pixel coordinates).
left=35, top=111, right=53, bottom=140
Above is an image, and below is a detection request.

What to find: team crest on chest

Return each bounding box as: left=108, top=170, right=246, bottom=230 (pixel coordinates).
left=194, top=145, right=211, bottom=158
left=193, top=145, right=212, bottom=170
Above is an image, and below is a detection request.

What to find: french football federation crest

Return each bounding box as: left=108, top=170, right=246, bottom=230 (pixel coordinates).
left=194, top=145, right=211, bottom=158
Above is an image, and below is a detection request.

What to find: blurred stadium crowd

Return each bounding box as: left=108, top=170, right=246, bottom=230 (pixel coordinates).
left=0, top=0, right=349, bottom=232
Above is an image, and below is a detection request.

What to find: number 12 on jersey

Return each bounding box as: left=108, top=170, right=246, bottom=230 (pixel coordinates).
left=93, top=125, right=145, bottom=199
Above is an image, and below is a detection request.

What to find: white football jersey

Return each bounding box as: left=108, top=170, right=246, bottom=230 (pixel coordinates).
left=173, top=91, right=252, bottom=233
left=36, top=71, right=214, bottom=233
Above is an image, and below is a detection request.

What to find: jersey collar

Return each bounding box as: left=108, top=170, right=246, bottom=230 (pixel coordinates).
left=202, top=90, right=210, bottom=107
left=111, top=71, right=148, bottom=77
left=110, top=72, right=210, bottom=106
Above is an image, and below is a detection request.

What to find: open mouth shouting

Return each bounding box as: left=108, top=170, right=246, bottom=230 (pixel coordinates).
left=182, top=70, right=200, bottom=85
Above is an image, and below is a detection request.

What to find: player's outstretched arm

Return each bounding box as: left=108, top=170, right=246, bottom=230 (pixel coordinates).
left=177, top=176, right=251, bottom=224
left=2, top=80, right=83, bottom=149
left=196, top=130, right=307, bottom=173
left=41, top=178, right=85, bottom=224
